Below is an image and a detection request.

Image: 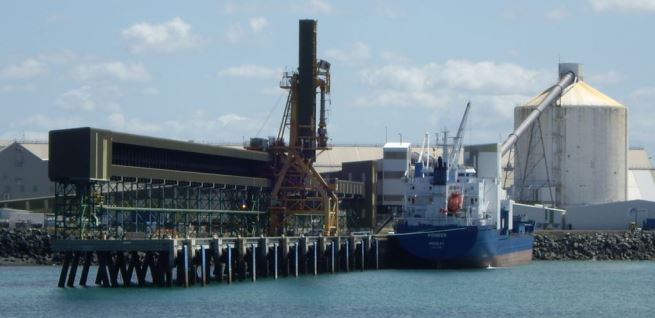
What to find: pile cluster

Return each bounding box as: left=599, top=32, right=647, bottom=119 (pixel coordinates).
left=534, top=231, right=655, bottom=260
left=0, top=228, right=55, bottom=265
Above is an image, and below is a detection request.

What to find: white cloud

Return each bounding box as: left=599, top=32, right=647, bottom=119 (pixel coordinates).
left=631, top=87, right=655, bottom=98
left=223, top=1, right=267, bottom=14
left=260, top=86, right=284, bottom=95
left=0, top=83, right=36, bottom=93
left=218, top=64, right=280, bottom=79
left=355, top=89, right=451, bottom=109
left=587, top=70, right=623, bottom=85
left=55, top=85, right=122, bottom=112
left=588, top=0, right=655, bottom=12
left=218, top=114, right=247, bottom=126
left=122, top=17, right=201, bottom=54
left=37, top=51, right=78, bottom=64
left=361, top=60, right=547, bottom=95
left=73, top=62, right=151, bottom=82
left=325, top=42, right=371, bottom=65
left=440, top=60, right=547, bottom=93
left=56, top=86, right=95, bottom=111
left=20, top=114, right=82, bottom=131
left=108, top=113, right=126, bottom=127
left=249, top=17, right=269, bottom=32
left=545, top=7, right=570, bottom=20
left=356, top=60, right=548, bottom=116
left=104, top=110, right=261, bottom=142
left=293, top=0, right=333, bottom=14
left=225, top=24, right=245, bottom=43
left=379, top=51, right=411, bottom=64
left=0, top=58, right=48, bottom=79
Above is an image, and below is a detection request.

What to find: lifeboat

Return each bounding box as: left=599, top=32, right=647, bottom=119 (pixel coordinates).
left=447, top=192, right=462, bottom=213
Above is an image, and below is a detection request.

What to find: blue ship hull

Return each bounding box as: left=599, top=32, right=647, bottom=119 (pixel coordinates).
left=393, top=224, right=533, bottom=268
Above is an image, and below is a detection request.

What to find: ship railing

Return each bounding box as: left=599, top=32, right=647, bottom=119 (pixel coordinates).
left=398, top=217, right=467, bottom=227
left=398, top=216, right=491, bottom=227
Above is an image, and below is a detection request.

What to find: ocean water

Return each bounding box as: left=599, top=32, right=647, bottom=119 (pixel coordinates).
left=1, top=261, right=654, bottom=318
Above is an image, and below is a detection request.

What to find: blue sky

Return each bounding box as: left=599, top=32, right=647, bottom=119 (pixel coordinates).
left=1, top=0, right=654, bottom=156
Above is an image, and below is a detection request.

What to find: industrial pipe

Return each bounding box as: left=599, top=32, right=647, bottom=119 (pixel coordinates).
left=318, top=84, right=327, bottom=148
left=500, top=72, right=575, bottom=155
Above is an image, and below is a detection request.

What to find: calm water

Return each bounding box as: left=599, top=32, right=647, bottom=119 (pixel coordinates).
left=1, top=261, right=654, bottom=317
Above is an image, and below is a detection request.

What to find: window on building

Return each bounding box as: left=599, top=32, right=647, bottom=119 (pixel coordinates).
left=383, top=151, right=407, bottom=160
left=15, top=177, right=24, bottom=193
left=15, top=146, right=24, bottom=168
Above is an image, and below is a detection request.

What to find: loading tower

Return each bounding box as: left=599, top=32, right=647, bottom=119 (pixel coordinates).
left=268, top=20, right=339, bottom=236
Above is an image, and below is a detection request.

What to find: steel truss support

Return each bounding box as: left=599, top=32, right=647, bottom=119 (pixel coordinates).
left=269, top=149, right=339, bottom=236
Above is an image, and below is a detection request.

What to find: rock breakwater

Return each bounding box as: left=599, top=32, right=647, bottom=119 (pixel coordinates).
left=534, top=231, right=655, bottom=260
left=0, top=228, right=56, bottom=265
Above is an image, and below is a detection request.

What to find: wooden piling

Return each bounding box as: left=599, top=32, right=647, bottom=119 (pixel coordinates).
left=273, top=243, right=279, bottom=280
left=227, top=244, right=233, bottom=284
left=331, top=240, right=336, bottom=273
left=200, top=245, right=207, bottom=286
left=281, top=236, right=290, bottom=277
left=66, top=252, right=81, bottom=287
left=312, top=242, right=317, bottom=276
left=251, top=243, right=257, bottom=282
left=294, top=242, right=299, bottom=277
left=211, top=239, right=223, bottom=283
left=116, top=252, right=130, bottom=287
left=258, top=237, right=268, bottom=278
left=299, top=237, right=308, bottom=274
left=183, top=245, right=189, bottom=288
left=345, top=239, right=350, bottom=272
left=58, top=251, right=72, bottom=288
left=79, top=252, right=93, bottom=287
left=374, top=238, right=379, bottom=270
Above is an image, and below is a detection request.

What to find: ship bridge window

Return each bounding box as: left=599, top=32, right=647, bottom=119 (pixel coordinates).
left=458, top=173, right=465, bottom=177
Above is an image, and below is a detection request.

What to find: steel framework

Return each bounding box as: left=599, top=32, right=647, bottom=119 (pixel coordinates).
left=54, top=178, right=270, bottom=240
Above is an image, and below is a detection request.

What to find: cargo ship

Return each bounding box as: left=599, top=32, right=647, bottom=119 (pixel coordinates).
left=393, top=103, right=535, bottom=268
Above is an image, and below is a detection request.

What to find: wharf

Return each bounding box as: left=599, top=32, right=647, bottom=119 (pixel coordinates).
left=52, top=235, right=390, bottom=288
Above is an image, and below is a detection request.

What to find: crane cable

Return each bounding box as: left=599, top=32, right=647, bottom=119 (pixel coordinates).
left=255, top=91, right=286, bottom=138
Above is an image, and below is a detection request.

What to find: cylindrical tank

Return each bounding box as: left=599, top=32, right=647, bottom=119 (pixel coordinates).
left=513, top=63, right=627, bottom=207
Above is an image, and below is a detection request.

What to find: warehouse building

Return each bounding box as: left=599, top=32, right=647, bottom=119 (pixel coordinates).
left=0, top=141, right=52, bottom=201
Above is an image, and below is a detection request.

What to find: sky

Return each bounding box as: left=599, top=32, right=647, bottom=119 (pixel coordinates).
left=1, top=0, right=654, bottom=157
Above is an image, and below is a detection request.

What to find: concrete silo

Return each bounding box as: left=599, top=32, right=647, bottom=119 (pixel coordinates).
left=513, top=63, right=628, bottom=207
